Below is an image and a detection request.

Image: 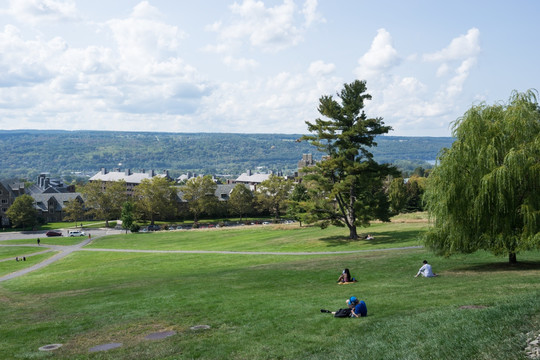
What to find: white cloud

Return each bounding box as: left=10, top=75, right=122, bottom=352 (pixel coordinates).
left=308, top=60, right=335, bottom=77
left=207, top=0, right=322, bottom=57
left=302, top=0, right=325, bottom=27
left=223, top=55, right=259, bottom=70
left=8, top=0, right=79, bottom=24
left=423, top=28, right=480, bottom=62
left=355, top=28, right=401, bottom=80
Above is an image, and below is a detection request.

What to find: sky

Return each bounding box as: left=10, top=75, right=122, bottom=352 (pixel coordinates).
left=0, top=0, right=538, bottom=137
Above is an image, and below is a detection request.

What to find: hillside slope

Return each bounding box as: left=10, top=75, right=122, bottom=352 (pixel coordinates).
left=0, top=130, right=453, bottom=179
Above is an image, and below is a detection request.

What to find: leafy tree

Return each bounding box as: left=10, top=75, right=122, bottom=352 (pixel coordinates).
left=228, top=184, right=254, bottom=220
left=301, top=80, right=398, bottom=239
left=180, top=176, right=219, bottom=222
left=255, top=174, right=293, bottom=221
left=121, top=201, right=134, bottom=233
left=404, top=175, right=426, bottom=212
left=286, top=182, right=310, bottom=226
left=82, top=180, right=127, bottom=227
left=388, top=177, right=408, bottom=215
left=63, top=198, right=85, bottom=225
left=6, top=194, right=37, bottom=229
left=134, top=177, right=178, bottom=224
left=424, top=90, right=540, bottom=264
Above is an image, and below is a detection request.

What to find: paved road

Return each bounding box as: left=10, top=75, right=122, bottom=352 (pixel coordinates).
left=0, top=229, right=422, bottom=283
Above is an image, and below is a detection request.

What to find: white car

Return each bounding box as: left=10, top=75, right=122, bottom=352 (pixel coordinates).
left=68, top=230, right=85, bottom=237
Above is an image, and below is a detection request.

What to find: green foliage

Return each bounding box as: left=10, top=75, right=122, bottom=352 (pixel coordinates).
left=228, top=184, right=254, bottom=220
left=302, top=80, right=399, bottom=239
left=388, top=177, right=408, bottom=214
left=121, top=201, right=134, bottom=232
left=254, top=174, right=293, bottom=220
left=5, top=194, right=37, bottom=229
left=82, top=180, right=127, bottom=225
left=180, top=175, right=219, bottom=222
left=62, top=198, right=85, bottom=224
left=0, top=130, right=452, bottom=180
left=424, top=90, right=540, bottom=263
left=134, top=177, right=178, bottom=224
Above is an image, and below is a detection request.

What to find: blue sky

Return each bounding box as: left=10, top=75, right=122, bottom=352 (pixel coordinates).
left=0, top=0, right=538, bottom=136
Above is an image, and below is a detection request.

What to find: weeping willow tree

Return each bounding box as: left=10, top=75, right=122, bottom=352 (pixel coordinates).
left=424, top=90, right=540, bottom=263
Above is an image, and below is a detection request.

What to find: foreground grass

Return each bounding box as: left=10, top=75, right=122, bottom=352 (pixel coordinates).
left=0, top=223, right=539, bottom=359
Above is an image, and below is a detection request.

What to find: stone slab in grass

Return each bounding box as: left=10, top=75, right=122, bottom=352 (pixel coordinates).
left=144, top=330, right=176, bottom=340
left=89, top=342, right=123, bottom=352
left=190, top=325, right=211, bottom=331
left=39, top=344, right=62, bottom=351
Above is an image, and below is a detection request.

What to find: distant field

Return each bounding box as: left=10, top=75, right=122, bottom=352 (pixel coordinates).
left=0, top=220, right=539, bottom=359
left=86, top=222, right=427, bottom=252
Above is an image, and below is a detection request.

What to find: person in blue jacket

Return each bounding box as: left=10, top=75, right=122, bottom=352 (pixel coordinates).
left=321, top=296, right=367, bottom=317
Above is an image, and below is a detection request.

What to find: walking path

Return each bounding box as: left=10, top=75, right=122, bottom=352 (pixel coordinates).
left=0, top=230, right=422, bottom=283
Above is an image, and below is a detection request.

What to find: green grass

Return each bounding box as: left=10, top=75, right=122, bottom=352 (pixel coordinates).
left=0, top=222, right=539, bottom=359
left=0, top=252, right=58, bottom=277
left=0, top=237, right=84, bottom=246
left=86, top=222, right=426, bottom=252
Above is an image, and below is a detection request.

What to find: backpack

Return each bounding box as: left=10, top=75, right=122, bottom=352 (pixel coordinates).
left=333, top=308, right=352, bottom=318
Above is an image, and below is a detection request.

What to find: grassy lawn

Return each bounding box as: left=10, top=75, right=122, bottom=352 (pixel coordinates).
left=0, top=246, right=48, bottom=259
left=0, top=237, right=84, bottom=246
left=0, top=252, right=58, bottom=277
left=86, top=222, right=427, bottom=252
left=0, top=221, right=539, bottom=359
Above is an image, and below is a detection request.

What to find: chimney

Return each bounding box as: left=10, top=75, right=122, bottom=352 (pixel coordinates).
left=163, top=170, right=169, bottom=177
left=247, top=169, right=252, bottom=176
left=150, top=169, right=155, bottom=177
left=101, top=167, right=107, bottom=175
left=125, top=168, right=131, bottom=176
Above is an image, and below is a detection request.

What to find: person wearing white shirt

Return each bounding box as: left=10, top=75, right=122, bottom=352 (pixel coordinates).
left=415, top=260, right=437, bottom=277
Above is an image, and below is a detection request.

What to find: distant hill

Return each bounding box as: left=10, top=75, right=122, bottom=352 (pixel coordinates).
left=0, top=130, right=454, bottom=180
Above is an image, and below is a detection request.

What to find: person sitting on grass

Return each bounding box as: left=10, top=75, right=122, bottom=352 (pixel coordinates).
left=415, top=260, right=438, bottom=278
left=337, top=268, right=357, bottom=283
left=321, top=296, right=367, bottom=317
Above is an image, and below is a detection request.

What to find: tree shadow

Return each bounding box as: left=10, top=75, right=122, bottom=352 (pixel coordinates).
left=450, top=261, right=540, bottom=273
left=319, top=230, right=423, bottom=248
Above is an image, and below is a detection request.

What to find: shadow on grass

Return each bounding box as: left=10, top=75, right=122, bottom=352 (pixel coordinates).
left=452, top=261, right=540, bottom=272
left=319, top=230, right=424, bottom=248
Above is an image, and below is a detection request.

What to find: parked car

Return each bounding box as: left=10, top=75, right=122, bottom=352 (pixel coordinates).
left=68, top=230, right=85, bottom=237
left=147, top=224, right=161, bottom=231
left=46, top=230, right=62, bottom=237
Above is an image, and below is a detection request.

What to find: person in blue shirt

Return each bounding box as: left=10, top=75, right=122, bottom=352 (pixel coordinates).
left=321, top=296, right=367, bottom=317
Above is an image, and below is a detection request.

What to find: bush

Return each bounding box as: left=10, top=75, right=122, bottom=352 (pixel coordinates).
left=130, top=224, right=140, bottom=232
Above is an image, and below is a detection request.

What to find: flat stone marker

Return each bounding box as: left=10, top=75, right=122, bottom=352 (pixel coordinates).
left=39, top=344, right=62, bottom=351
left=89, top=342, right=123, bottom=352
left=190, top=325, right=211, bottom=331
left=144, top=330, right=176, bottom=340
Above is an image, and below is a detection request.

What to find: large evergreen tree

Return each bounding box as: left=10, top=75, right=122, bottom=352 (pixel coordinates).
left=302, top=80, right=397, bottom=239
left=424, top=90, right=540, bottom=263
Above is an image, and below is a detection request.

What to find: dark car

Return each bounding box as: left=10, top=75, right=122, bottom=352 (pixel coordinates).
left=147, top=224, right=161, bottom=231
left=46, top=230, right=62, bottom=237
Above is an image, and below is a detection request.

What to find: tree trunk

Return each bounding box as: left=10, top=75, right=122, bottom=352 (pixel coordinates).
left=348, top=225, right=359, bottom=239
left=509, top=252, right=517, bottom=264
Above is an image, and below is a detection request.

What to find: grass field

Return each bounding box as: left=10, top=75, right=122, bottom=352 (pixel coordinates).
left=0, top=218, right=539, bottom=359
